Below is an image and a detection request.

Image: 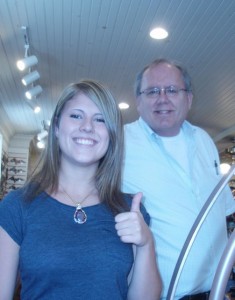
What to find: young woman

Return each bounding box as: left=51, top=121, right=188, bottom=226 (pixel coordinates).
left=0, top=80, right=161, bottom=299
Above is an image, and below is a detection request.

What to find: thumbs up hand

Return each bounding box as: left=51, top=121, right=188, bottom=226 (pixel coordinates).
left=115, top=192, right=152, bottom=247
left=130, top=191, right=142, bottom=213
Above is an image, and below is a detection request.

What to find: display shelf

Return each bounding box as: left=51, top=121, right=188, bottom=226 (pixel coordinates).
left=5, top=153, right=28, bottom=195
left=0, top=151, right=8, bottom=199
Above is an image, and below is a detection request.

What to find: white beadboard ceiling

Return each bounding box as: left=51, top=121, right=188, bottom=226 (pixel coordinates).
left=0, top=0, right=235, bottom=157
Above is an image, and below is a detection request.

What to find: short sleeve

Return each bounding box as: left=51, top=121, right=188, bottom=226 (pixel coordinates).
left=140, top=202, right=150, bottom=225
left=0, top=189, right=26, bottom=245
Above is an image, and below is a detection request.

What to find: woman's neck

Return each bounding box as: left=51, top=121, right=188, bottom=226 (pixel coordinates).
left=59, top=160, right=97, bottom=185
left=52, top=169, right=99, bottom=208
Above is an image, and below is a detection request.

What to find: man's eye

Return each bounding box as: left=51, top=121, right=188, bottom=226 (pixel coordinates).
left=167, top=87, right=177, bottom=94
left=148, top=89, right=160, bottom=96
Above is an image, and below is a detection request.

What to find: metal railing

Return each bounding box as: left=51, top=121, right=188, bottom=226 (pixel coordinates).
left=167, top=164, right=235, bottom=300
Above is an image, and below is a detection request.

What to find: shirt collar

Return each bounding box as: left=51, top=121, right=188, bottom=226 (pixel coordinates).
left=138, top=117, right=196, bottom=139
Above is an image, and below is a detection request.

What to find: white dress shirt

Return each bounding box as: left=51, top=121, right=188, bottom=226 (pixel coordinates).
left=122, top=117, right=235, bottom=299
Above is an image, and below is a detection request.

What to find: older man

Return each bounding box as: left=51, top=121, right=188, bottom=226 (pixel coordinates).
left=122, top=58, right=235, bottom=299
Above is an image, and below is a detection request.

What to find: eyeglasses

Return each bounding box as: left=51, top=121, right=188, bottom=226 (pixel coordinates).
left=139, top=86, right=188, bottom=99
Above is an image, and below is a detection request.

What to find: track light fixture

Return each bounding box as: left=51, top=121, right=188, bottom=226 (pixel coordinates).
left=36, top=130, right=48, bottom=148
left=17, top=55, right=38, bottom=71
left=31, top=104, right=41, bottom=114
left=21, top=70, right=40, bottom=86
left=16, top=26, right=38, bottom=71
left=37, top=140, right=46, bottom=149
left=33, top=106, right=41, bottom=113
left=18, top=26, right=44, bottom=135
left=37, top=130, right=48, bottom=141
left=26, top=100, right=41, bottom=114
left=17, top=26, right=43, bottom=98
left=25, top=85, right=43, bottom=100
left=36, top=120, right=49, bottom=149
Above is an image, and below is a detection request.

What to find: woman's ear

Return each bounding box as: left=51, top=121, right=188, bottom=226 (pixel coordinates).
left=55, top=125, right=59, bottom=137
left=54, top=116, right=60, bottom=138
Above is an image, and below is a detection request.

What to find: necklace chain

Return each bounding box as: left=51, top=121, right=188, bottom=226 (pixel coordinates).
left=60, top=186, right=92, bottom=207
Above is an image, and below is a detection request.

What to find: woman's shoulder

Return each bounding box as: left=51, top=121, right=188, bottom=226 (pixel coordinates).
left=0, top=188, right=29, bottom=245
left=0, top=183, right=45, bottom=210
left=0, top=185, right=46, bottom=245
left=1, top=187, right=26, bottom=205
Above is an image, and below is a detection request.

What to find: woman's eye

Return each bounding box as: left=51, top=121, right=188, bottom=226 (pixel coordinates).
left=95, top=117, right=105, bottom=123
left=70, top=114, right=82, bottom=119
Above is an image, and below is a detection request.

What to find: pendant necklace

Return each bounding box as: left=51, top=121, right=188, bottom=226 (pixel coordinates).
left=60, top=186, right=93, bottom=224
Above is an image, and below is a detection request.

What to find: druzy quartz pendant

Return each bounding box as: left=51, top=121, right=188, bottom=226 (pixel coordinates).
left=74, top=204, right=87, bottom=224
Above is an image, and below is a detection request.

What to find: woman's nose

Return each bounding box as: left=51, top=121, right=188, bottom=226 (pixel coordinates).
left=79, top=118, right=94, bottom=132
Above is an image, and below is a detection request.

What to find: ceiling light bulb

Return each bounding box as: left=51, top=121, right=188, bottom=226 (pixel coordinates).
left=150, top=27, right=168, bottom=39
left=37, top=141, right=45, bottom=149
left=25, top=85, right=43, bottom=99
left=45, top=120, right=51, bottom=127
left=26, top=101, right=41, bottom=114
left=220, top=163, right=231, bottom=175
left=22, top=70, right=40, bottom=86
left=118, top=102, right=129, bottom=109
left=16, top=55, right=38, bottom=71
left=37, top=130, right=48, bottom=141
left=34, top=106, right=41, bottom=113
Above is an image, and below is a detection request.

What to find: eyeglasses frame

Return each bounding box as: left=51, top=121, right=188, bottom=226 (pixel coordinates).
left=139, top=86, right=189, bottom=98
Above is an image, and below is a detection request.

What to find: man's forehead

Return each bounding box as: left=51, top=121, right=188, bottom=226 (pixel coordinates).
left=143, top=63, right=183, bottom=83
left=148, top=62, right=178, bottom=73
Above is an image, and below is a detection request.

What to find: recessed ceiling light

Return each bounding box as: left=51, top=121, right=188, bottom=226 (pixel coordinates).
left=118, top=102, right=129, bottom=109
left=150, top=27, right=168, bottom=39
